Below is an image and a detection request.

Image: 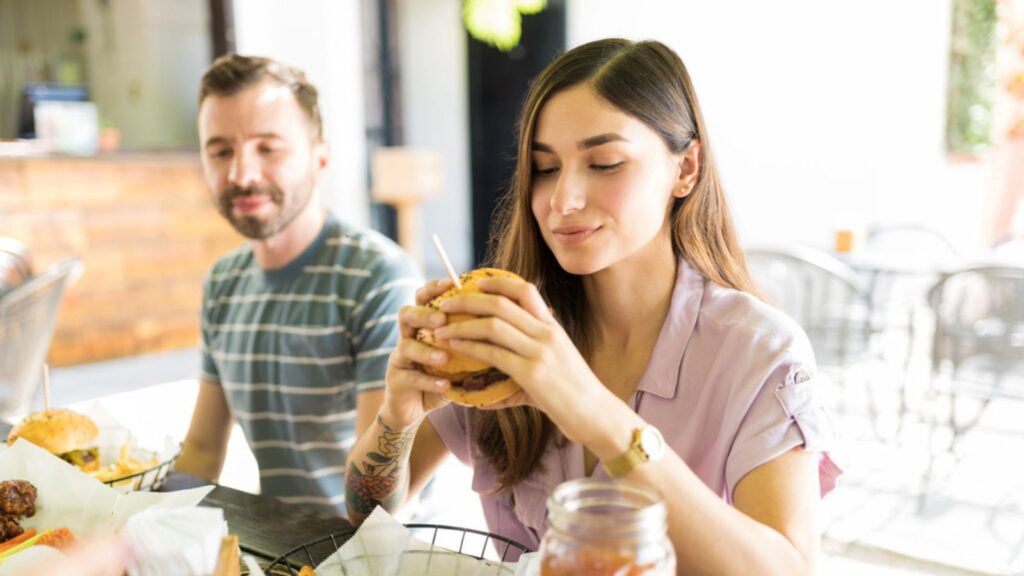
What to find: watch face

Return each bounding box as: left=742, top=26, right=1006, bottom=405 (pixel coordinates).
left=640, top=426, right=666, bottom=461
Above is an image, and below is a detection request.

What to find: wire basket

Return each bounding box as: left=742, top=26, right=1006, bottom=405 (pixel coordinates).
left=264, top=523, right=531, bottom=575
left=0, top=258, right=83, bottom=416
left=101, top=444, right=181, bottom=492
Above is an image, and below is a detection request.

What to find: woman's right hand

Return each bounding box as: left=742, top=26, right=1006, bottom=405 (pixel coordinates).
left=379, top=279, right=454, bottom=430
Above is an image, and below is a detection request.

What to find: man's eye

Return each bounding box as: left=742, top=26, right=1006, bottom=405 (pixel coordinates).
left=209, top=149, right=231, bottom=159
left=592, top=162, right=624, bottom=171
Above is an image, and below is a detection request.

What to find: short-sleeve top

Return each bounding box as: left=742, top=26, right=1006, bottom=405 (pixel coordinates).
left=201, top=213, right=421, bottom=515
left=427, top=258, right=842, bottom=551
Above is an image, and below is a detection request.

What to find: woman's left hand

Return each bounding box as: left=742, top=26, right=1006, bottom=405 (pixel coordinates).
left=432, top=275, right=608, bottom=442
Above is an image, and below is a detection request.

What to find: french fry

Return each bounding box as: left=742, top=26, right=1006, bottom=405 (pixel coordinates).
left=298, top=567, right=317, bottom=576
left=89, top=443, right=159, bottom=483
left=0, top=529, right=36, bottom=554
left=213, top=535, right=240, bottom=576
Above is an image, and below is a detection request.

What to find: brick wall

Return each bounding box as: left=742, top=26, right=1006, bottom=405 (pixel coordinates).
left=0, top=154, right=240, bottom=366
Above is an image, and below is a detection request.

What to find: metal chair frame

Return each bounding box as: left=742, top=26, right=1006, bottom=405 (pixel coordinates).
left=919, top=265, right=1024, bottom=507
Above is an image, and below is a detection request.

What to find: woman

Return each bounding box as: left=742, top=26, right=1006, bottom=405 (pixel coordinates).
left=345, top=38, right=840, bottom=576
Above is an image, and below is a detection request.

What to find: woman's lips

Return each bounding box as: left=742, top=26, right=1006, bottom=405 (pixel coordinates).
left=232, top=196, right=271, bottom=214
left=551, top=225, right=600, bottom=245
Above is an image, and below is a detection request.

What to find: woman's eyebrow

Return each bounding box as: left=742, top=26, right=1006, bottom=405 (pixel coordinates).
left=532, top=133, right=628, bottom=153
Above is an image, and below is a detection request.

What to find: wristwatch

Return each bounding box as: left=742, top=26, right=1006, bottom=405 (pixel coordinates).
left=602, top=424, right=666, bottom=478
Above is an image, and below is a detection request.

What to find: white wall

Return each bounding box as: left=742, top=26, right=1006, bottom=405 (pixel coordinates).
left=566, top=0, right=991, bottom=252
left=75, top=0, right=210, bottom=150
left=396, top=0, right=473, bottom=274
left=232, top=0, right=369, bottom=228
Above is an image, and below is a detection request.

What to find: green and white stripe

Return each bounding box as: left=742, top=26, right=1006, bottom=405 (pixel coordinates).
left=201, top=214, right=420, bottom=516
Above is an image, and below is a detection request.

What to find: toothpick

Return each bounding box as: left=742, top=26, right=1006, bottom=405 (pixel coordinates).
left=43, top=363, right=51, bottom=412
left=431, top=234, right=462, bottom=290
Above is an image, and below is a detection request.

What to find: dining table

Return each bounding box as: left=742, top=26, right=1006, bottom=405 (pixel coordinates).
left=160, top=472, right=355, bottom=564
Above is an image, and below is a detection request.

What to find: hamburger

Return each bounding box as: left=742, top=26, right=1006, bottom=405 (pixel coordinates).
left=6, top=409, right=100, bottom=472
left=416, top=268, right=524, bottom=407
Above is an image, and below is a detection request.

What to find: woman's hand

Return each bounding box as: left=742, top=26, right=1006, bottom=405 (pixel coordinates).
left=432, top=276, right=609, bottom=443
left=380, top=279, right=455, bottom=430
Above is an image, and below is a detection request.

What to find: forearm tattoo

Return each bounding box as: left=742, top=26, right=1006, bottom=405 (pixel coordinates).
left=346, top=414, right=419, bottom=517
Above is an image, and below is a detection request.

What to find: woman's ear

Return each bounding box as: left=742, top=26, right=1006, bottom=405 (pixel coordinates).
left=673, top=139, right=701, bottom=199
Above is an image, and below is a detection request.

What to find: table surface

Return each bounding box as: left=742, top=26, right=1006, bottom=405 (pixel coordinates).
left=166, top=472, right=356, bottom=563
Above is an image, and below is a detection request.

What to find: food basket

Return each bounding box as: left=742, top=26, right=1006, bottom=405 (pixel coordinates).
left=100, top=442, right=182, bottom=492
left=264, top=524, right=531, bottom=575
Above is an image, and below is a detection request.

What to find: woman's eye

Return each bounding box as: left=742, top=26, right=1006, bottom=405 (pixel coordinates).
left=534, top=166, right=559, bottom=176
left=592, top=162, right=624, bottom=171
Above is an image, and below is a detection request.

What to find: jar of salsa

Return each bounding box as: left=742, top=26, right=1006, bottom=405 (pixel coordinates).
left=539, top=478, right=675, bottom=576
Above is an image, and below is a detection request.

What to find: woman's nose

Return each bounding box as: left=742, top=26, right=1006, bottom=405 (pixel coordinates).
left=550, top=171, right=586, bottom=215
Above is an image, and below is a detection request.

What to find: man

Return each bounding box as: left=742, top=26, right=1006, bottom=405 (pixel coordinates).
left=175, top=54, right=420, bottom=516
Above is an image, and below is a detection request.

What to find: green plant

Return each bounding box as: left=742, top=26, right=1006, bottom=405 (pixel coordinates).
left=463, top=0, right=546, bottom=51
left=946, top=0, right=998, bottom=155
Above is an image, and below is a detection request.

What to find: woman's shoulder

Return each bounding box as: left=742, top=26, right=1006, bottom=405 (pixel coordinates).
left=696, top=280, right=814, bottom=361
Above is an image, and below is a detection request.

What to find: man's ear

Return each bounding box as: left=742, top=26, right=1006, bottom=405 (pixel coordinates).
left=673, top=139, right=701, bottom=199
left=313, top=140, right=330, bottom=185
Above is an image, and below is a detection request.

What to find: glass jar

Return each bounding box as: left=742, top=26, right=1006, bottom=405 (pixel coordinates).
left=539, top=478, right=675, bottom=576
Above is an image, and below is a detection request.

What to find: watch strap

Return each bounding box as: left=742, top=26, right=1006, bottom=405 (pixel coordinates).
left=602, top=428, right=647, bottom=478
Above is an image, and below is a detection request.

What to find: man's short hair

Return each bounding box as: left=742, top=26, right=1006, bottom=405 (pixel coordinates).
left=199, top=54, right=323, bottom=139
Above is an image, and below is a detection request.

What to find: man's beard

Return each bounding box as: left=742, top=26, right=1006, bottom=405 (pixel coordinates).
left=217, top=183, right=313, bottom=240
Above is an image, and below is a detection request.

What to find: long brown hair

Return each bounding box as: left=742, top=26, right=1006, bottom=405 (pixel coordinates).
left=477, top=38, right=758, bottom=491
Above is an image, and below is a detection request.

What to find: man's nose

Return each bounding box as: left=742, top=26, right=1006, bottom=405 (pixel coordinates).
left=228, top=150, right=262, bottom=188
left=550, top=171, right=586, bottom=215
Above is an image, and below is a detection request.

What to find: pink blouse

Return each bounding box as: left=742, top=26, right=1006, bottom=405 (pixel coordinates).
left=427, top=258, right=843, bottom=552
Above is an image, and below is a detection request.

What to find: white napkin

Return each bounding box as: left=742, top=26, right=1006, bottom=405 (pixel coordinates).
left=312, top=507, right=538, bottom=576
left=122, top=507, right=229, bottom=576
left=0, top=440, right=213, bottom=572
left=0, top=440, right=212, bottom=535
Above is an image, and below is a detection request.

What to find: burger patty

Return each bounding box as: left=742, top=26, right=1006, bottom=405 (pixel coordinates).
left=60, top=447, right=98, bottom=469
left=460, top=368, right=509, bottom=391
left=0, top=479, right=37, bottom=518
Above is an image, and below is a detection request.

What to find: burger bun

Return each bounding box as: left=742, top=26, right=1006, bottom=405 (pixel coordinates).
left=7, top=409, right=99, bottom=456
left=415, top=268, right=526, bottom=407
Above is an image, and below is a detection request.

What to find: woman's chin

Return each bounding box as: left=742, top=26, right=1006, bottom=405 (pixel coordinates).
left=552, top=254, right=606, bottom=276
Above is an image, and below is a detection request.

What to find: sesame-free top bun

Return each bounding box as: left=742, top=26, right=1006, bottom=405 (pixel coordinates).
left=7, top=408, right=99, bottom=455
left=415, top=268, right=525, bottom=407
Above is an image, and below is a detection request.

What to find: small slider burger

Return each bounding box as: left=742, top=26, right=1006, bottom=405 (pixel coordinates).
left=6, top=409, right=100, bottom=472
left=416, top=268, right=524, bottom=407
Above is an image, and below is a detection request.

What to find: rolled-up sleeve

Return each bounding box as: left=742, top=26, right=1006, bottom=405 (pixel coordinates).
left=725, top=362, right=841, bottom=500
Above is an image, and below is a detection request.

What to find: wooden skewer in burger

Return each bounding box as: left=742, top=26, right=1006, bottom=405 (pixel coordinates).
left=417, top=236, right=523, bottom=407
left=6, top=365, right=101, bottom=472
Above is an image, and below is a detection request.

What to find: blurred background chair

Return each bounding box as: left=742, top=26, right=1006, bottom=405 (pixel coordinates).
left=857, top=225, right=962, bottom=435
left=0, top=257, right=84, bottom=415
left=920, top=265, right=1024, bottom=505
left=746, top=245, right=882, bottom=426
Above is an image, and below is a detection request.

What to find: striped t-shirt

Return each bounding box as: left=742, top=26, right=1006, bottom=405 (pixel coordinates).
left=200, top=214, right=420, bottom=515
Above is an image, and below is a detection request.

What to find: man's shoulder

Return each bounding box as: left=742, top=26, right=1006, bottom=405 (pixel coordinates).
left=206, top=243, right=254, bottom=283
left=327, top=219, right=417, bottom=277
